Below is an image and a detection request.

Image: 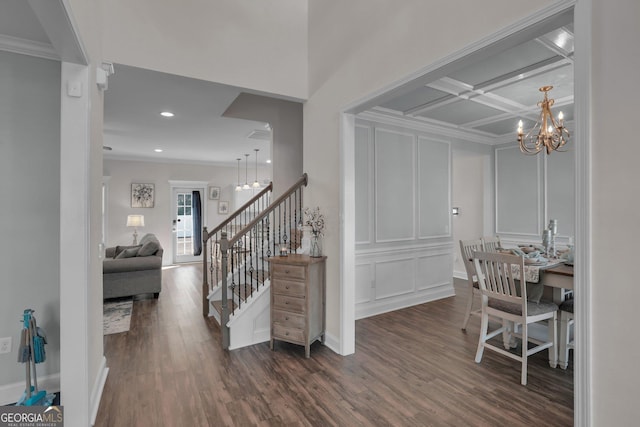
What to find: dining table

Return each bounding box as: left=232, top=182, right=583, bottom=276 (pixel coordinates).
left=539, top=262, right=574, bottom=304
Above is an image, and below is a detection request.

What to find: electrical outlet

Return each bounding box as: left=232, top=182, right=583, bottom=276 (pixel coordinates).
left=0, top=337, right=11, bottom=354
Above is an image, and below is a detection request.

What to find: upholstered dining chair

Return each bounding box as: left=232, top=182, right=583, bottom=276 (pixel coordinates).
left=459, top=239, right=484, bottom=330
left=482, top=235, right=502, bottom=252
left=558, top=298, right=574, bottom=369
left=473, top=251, right=558, bottom=386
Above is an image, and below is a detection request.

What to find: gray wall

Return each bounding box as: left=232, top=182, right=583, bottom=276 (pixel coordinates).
left=223, top=93, right=303, bottom=197
left=0, top=51, right=61, bottom=390
left=104, top=158, right=270, bottom=265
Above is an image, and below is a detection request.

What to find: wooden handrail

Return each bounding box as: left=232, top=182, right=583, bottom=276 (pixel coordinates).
left=228, top=173, right=308, bottom=246
left=204, top=182, right=273, bottom=242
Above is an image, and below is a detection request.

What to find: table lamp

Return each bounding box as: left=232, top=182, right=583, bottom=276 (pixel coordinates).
left=126, top=214, right=145, bottom=245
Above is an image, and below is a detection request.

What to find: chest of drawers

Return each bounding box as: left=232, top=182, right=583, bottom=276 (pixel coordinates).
left=267, top=254, right=326, bottom=358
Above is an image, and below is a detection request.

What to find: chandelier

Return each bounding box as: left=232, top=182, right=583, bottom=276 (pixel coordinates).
left=517, top=86, right=569, bottom=155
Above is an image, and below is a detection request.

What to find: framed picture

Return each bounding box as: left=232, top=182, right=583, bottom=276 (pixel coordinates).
left=209, top=186, right=220, bottom=200
left=131, top=183, right=155, bottom=208
left=218, top=201, right=229, bottom=215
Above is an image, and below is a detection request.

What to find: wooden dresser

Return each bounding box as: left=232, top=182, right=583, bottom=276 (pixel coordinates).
left=267, top=254, right=326, bottom=358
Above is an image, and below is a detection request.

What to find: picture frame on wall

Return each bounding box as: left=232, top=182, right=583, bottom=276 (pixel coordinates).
left=218, top=201, right=229, bottom=215
left=209, top=186, right=220, bottom=200
left=131, top=183, right=155, bottom=208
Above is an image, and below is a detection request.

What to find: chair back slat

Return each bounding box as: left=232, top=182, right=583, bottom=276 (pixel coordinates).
left=482, top=236, right=502, bottom=252
left=473, top=251, right=526, bottom=310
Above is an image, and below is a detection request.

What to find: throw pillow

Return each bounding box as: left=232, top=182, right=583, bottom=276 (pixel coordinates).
left=137, top=239, right=159, bottom=257
left=114, top=245, right=141, bottom=258
left=115, top=246, right=140, bottom=259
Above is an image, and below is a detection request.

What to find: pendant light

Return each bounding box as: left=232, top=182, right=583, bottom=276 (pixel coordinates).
left=234, top=158, right=242, bottom=192
left=252, top=148, right=261, bottom=188
left=242, top=154, right=251, bottom=190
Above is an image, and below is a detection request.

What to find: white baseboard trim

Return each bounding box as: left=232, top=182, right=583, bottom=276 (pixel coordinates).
left=90, top=356, right=109, bottom=426
left=0, top=372, right=60, bottom=406
left=356, top=284, right=455, bottom=320
left=323, top=331, right=341, bottom=355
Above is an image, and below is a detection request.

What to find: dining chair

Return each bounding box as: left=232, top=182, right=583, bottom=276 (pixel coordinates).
left=459, top=239, right=484, bottom=330
left=558, top=298, right=574, bottom=369
left=482, top=235, right=502, bottom=252
left=472, top=251, right=558, bottom=385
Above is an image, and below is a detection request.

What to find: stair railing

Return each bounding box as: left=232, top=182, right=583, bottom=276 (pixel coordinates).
left=211, top=173, right=308, bottom=349
left=202, top=183, right=273, bottom=316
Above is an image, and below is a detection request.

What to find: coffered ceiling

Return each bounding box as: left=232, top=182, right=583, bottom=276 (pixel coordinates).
left=368, top=23, right=574, bottom=145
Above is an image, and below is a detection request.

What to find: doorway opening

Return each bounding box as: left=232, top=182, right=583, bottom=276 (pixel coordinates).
left=340, top=1, right=588, bottom=423
left=170, top=181, right=207, bottom=263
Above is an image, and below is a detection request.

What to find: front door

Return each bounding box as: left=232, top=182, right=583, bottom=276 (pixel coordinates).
left=172, top=188, right=203, bottom=263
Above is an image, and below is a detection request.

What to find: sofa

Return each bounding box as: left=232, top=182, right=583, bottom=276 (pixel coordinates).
left=103, top=233, right=163, bottom=299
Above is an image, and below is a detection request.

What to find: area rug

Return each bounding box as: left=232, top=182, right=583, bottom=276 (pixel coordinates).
left=103, top=299, right=133, bottom=335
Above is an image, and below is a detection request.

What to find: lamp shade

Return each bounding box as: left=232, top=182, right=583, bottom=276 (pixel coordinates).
left=126, top=214, right=145, bottom=227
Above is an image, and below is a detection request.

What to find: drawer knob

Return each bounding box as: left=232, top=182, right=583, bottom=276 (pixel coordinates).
left=285, top=269, right=290, bottom=274
left=285, top=332, right=289, bottom=336
left=285, top=316, right=289, bottom=320
left=285, top=301, right=289, bottom=305
left=285, top=285, right=289, bottom=289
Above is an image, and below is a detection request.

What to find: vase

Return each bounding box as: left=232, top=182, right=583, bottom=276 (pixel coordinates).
left=310, top=234, right=322, bottom=257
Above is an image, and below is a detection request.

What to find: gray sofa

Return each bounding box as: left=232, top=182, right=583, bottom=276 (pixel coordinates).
left=103, top=233, right=163, bottom=299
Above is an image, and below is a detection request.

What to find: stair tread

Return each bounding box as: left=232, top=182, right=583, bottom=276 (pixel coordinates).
left=211, top=299, right=237, bottom=315
left=233, top=282, right=257, bottom=300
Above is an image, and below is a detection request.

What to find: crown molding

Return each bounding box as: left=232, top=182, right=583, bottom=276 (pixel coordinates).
left=360, top=108, right=497, bottom=145
left=0, top=34, right=58, bottom=61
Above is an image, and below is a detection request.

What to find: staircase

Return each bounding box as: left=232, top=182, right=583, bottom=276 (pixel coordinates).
left=202, top=174, right=308, bottom=350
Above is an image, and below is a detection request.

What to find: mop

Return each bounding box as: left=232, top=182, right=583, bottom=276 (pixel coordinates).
left=16, top=309, right=54, bottom=406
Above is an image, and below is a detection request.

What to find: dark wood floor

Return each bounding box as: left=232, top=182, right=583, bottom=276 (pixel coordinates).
left=95, top=264, right=573, bottom=426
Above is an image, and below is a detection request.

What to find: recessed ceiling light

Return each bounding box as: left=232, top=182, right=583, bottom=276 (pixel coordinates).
left=266, top=159, right=272, bottom=164
left=160, top=111, right=174, bottom=118
left=154, top=148, right=163, bottom=153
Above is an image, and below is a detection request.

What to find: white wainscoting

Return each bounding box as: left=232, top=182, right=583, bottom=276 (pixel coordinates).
left=355, top=243, right=455, bottom=319
left=495, top=145, right=575, bottom=242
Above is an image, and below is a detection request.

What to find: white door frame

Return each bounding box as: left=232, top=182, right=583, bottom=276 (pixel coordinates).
left=339, top=1, right=590, bottom=425
left=169, top=180, right=208, bottom=263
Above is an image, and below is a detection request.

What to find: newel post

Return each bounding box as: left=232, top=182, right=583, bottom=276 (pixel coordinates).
left=220, top=231, right=230, bottom=349
left=202, top=226, right=209, bottom=317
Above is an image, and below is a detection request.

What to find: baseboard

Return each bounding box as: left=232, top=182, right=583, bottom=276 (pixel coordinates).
left=323, top=331, right=341, bottom=355
left=0, top=372, right=60, bottom=406
left=356, top=283, right=455, bottom=320
left=90, top=356, right=109, bottom=426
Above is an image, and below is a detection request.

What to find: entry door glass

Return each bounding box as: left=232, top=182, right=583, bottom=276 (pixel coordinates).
left=173, top=188, right=201, bottom=263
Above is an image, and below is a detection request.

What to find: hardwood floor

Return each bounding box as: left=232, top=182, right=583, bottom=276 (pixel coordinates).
left=95, top=264, right=573, bottom=426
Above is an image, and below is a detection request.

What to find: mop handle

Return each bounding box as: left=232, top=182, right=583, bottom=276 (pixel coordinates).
left=29, top=317, right=39, bottom=393
left=25, top=324, right=31, bottom=399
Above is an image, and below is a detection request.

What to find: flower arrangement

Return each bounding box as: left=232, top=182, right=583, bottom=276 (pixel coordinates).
left=303, top=206, right=325, bottom=237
